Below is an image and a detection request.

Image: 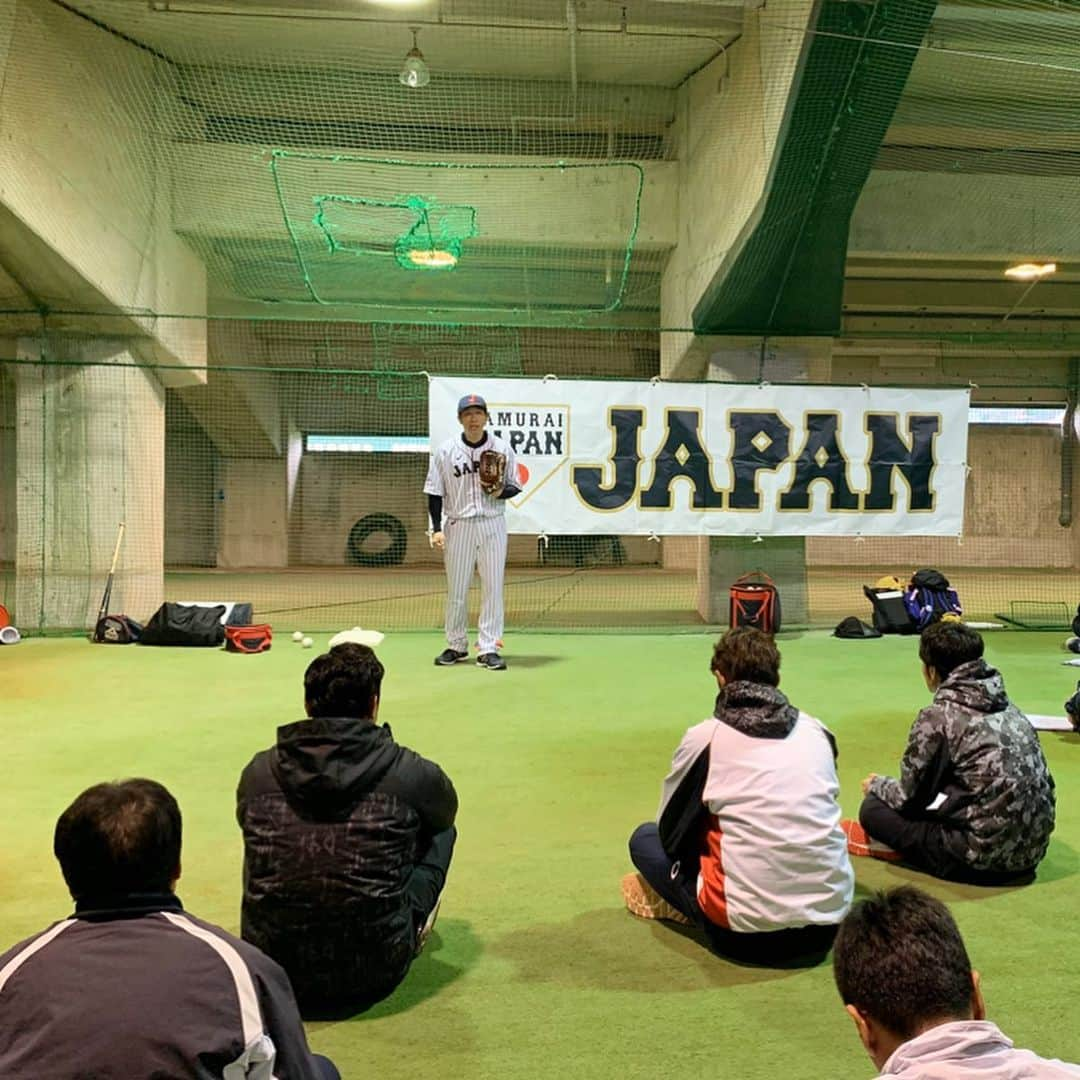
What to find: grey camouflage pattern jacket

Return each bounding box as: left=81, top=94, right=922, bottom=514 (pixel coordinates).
left=869, top=659, right=1055, bottom=872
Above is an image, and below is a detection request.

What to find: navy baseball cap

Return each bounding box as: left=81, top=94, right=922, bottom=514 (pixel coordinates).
left=457, top=393, right=488, bottom=414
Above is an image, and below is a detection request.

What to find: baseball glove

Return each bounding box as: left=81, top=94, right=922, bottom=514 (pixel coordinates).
left=479, top=449, right=507, bottom=497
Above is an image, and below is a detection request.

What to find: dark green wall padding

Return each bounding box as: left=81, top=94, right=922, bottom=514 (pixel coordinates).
left=692, top=0, right=938, bottom=337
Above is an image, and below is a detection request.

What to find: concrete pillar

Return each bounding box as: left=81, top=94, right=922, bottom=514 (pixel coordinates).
left=285, top=422, right=303, bottom=564
left=694, top=337, right=833, bottom=628
left=215, top=458, right=288, bottom=569
left=0, top=1, right=208, bottom=373
left=0, top=360, right=14, bottom=570
left=14, top=339, right=164, bottom=630
left=697, top=534, right=810, bottom=628
left=164, top=394, right=217, bottom=568
left=660, top=1, right=816, bottom=379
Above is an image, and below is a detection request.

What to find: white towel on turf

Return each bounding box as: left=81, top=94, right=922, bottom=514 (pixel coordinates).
left=328, top=626, right=385, bottom=649
left=1026, top=714, right=1077, bottom=732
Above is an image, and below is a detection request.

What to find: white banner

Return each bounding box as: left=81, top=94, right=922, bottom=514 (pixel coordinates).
left=428, top=378, right=969, bottom=537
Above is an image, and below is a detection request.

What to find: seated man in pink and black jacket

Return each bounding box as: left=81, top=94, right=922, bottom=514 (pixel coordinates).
left=834, top=886, right=1080, bottom=1079
left=623, top=627, right=853, bottom=965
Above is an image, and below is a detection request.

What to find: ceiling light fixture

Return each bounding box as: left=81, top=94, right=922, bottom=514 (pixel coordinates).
left=1004, top=261, right=1057, bottom=282
left=399, top=27, right=430, bottom=89
left=406, top=248, right=458, bottom=269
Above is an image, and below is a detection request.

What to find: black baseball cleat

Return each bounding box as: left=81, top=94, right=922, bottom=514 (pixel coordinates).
left=477, top=652, right=507, bottom=671
left=434, top=648, right=469, bottom=666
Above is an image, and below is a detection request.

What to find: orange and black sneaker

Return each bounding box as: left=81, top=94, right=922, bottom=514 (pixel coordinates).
left=841, top=819, right=903, bottom=862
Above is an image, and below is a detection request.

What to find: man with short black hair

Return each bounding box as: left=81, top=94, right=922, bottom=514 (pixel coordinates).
left=834, top=886, right=1080, bottom=1078
left=0, top=779, right=336, bottom=1079
left=238, top=642, right=458, bottom=1017
left=845, top=621, right=1056, bottom=883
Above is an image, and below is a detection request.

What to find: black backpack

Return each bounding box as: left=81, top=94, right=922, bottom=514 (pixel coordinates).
left=834, top=616, right=882, bottom=639
left=139, top=603, right=226, bottom=647
left=729, top=572, right=781, bottom=635
left=863, top=584, right=917, bottom=635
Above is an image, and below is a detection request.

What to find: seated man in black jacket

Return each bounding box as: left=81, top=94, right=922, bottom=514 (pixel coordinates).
left=237, top=642, right=458, bottom=1018
left=0, top=778, right=336, bottom=1079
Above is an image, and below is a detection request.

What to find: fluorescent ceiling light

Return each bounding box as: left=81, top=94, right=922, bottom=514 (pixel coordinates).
left=969, top=406, right=1065, bottom=426
left=1004, top=261, right=1057, bottom=281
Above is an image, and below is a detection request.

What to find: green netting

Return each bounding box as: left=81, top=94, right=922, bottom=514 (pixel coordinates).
left=371, top=323, right=524, bottom=394
left=2, top=329, right=1080, bottom=635
left=270, top=152, right=643, bottom=311
left=994, top=601, right=1073, bottom=631
left=0, top=0, right=1078, bottom=333
left=4, top=1, right=1080, bottom=632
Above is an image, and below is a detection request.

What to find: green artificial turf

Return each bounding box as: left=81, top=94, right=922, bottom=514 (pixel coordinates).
left=1, top=630, right=1077, bottom=1079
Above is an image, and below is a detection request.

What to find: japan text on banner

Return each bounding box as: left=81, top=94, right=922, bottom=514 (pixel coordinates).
left=428, top=379, right=970, bottom=537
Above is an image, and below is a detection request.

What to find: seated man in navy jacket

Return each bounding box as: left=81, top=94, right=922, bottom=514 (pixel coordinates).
left=0, top=778, right=336, bottom=1079
left=238, top=642, right=458, bottom=1018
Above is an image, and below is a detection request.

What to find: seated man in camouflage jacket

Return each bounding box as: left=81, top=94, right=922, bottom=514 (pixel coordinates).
left=845, top=620, right=1056, bottom=884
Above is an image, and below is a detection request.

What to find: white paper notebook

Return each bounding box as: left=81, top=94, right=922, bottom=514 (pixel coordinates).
left=1026, top=714, right=1077, bottom=732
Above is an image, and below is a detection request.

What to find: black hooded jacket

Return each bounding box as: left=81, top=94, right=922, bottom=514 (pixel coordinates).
left=237, top=716, right=457, bottom=1013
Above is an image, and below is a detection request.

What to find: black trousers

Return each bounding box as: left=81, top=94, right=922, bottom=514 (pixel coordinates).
left=302, top=825, right=457, bottom=1019
left=628, top=823, right=837, bottom=966
left=405, top=825, right=457, bottom=933
left=859, top=794, right=1034, bottom=886
left=314, top=1055, right=341, bottom=1080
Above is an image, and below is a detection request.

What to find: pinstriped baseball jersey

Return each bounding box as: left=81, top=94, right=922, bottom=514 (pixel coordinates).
left=423, top=433, right=517, bottom=520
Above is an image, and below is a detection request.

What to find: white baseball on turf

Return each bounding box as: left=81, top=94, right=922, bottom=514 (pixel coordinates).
left=292, top=631, right=304, bottom=642
left=301, top=636, right=313, bottom=649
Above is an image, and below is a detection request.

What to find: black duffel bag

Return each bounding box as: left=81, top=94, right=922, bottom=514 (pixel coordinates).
left=139, top=603, right=226, bottom=647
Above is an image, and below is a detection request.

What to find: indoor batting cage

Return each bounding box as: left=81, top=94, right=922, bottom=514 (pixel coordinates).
left=2, top=0, right=1080, bottom=635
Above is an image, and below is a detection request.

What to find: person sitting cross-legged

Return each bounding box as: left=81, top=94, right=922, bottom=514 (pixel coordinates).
left=0, top=778, right=337, bottom=1079
left=845, top=620, right=1056, bottom=884
left=623, top=626, right=854, bottom=965
left=834, top=886, right=1080, bottom=1079
left=237, top=641, right=458, bottom=1018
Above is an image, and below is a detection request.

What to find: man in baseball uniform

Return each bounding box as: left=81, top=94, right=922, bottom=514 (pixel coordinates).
left=425, top=394, right=519, bottom=671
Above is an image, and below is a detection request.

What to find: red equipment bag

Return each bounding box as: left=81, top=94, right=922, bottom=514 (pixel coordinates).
left=729, top=572, right=781, bottom=635
left=0, top=604, right=10, bottom=629
left=224, top=623, right=272, bottom=654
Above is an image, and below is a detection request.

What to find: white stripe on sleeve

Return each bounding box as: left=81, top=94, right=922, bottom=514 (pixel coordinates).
left=161, top=911, right=274, bottom=1068
left=0, top=920, right=77, bottom=994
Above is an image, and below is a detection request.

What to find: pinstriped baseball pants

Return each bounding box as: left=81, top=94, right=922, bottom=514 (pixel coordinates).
left=443, top=515, right=507, bottom=654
